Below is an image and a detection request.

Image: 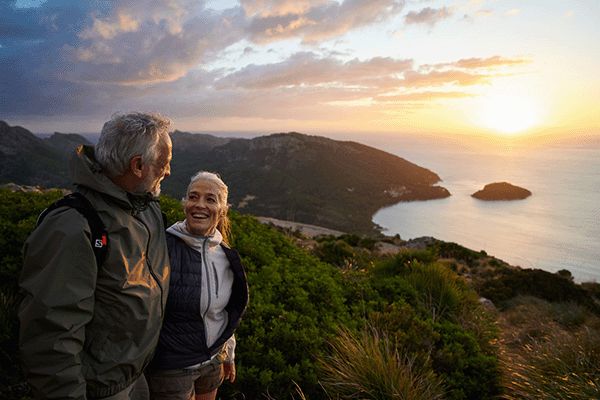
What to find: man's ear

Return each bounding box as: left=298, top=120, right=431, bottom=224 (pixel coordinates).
left=130, top=155, right=144, bottom=178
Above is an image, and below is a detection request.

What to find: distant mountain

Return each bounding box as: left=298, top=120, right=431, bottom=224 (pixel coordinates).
left=0, top=121, right=91, bottom=187
left=0, top=121, right=450, bottom=233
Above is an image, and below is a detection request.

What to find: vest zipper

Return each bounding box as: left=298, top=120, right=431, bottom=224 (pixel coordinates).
left=201, top=238, right=211, bottom=348
left=212, top=262, right=219, bottom=299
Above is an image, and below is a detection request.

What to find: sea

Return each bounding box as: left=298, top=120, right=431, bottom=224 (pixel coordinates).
left=351, top=133, right=600, bottom=283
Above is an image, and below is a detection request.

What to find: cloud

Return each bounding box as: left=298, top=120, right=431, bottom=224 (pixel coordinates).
left=78, top=12, right=141, bottom=40
left=1, top=0, right=413, bottom=119
left=402, top=70, right=488, bottom=87
left=241, top=0, right=330, bottom=18
left=0, top=0, right=249, bottom=117
left=64, top=2, right=247, bottom=85
left=404, top=6, right=452, bottom=27
left=376, top=91, right=473, bottom=102
left=215, top=52, right=413, bottom=89
left=425, top=56, right=529, bottom=70
left=0, top=0, right=534, bottom=130
left=247, top=0, right=406, bottom=43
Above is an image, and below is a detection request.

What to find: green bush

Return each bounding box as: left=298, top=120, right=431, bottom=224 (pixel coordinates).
left=342, top=253, right=501, bottom=400
left=223, top=213, right=352, bottom=398
left=0, top=189, right=64, bottom=397
left=314, top=235, right=375, bottom=270
left=433, top=321, right=500, bottom=400
left=478, top=268, right=599, bottom=313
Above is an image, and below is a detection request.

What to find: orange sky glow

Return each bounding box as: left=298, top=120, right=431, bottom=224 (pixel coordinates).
left=2, top=0, right=599, bottom=142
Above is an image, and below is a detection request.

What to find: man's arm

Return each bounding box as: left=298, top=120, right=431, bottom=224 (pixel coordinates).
left=19, top=208, right=97, bottom=400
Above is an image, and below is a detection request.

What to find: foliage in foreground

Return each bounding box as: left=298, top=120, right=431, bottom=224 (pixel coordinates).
left=1, top=190, right=500, bottom=399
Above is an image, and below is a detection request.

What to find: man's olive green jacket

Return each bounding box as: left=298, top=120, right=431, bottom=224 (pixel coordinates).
left=18, top=146, right=170, bottom=399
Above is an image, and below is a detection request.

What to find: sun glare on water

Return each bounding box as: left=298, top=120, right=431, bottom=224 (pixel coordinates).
left=476, top=89, right=542, bottom=136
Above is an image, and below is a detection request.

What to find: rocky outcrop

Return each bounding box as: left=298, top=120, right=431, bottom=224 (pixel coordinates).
left=472, top=182, right=531, bottom=201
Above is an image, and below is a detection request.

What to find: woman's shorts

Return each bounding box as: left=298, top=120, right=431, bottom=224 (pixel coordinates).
left=146, top=360, right=224, bottom=400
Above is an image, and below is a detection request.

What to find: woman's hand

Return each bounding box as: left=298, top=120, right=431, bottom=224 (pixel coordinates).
left=223, top=362, right=236, bottom=382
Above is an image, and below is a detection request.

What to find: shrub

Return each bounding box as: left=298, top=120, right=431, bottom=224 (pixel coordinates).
left=433, top=242, right=484, bottom=267
left=404, top=263, right=471, bottom=323
left=355, top=258, right=501, bottom=400
left=372, top=249, right=437, bottom=277
left=0, top=189, right=64, bottom=398
left=433, top=321, right=500, bottom=400
left=222, top=213, right=352, bottom=399
left=478, top=268, right=599, bottom=314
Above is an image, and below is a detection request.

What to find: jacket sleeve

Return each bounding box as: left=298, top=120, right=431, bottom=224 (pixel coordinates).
left=18, top=208, right=97, bottom=400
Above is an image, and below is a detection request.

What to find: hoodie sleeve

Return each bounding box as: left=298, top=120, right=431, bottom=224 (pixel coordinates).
left=18, top=208, right=97, bottom=400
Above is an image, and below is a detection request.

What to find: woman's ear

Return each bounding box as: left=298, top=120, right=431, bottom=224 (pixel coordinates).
left=129, top=155, right=144, bottom=178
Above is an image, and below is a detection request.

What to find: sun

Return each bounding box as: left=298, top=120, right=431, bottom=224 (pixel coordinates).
left=476, top=89, right=542, bottom=135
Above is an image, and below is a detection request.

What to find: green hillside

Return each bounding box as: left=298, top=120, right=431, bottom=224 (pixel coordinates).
left=2, top=189, right=599, bottom=399
left=0, top=121, right=450, bottom=234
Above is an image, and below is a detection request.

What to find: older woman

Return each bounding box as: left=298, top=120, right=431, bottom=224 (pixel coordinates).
left=147, top=171, right=249, bottom=400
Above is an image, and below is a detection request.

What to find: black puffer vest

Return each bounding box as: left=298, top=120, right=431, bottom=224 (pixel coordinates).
left=150, top=233, right=249, bottom=370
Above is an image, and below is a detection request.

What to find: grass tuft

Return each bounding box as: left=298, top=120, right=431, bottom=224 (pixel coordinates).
left=318, top=326, right=445, bottom=400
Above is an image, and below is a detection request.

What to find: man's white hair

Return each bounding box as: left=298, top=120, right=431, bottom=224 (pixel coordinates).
left=95, top=112, right=172, bottom=177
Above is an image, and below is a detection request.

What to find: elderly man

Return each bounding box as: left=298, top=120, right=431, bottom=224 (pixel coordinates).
left=19, top=112, right=173, bottom=400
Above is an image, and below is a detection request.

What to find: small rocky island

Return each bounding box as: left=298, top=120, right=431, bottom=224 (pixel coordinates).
left=472, top=182, right=532, bottom=201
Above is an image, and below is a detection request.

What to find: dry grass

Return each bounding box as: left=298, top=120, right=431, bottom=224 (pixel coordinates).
left=498, top=296, right=600, bottom=399
left=318, top=326, right=445, bottom=400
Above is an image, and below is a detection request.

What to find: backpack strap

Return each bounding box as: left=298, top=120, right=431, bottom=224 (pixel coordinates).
left=37, top=192, right=108, bottom=268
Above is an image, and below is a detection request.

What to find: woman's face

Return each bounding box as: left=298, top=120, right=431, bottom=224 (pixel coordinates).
left=184, top=180, right=224, bottom=236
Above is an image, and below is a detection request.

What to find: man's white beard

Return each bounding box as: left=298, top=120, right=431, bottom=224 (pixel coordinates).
left=134, top=174, right=161, bottom=197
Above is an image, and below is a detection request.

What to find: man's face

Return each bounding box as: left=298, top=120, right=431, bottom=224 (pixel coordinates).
left=139, top=137, right=172, bottom=197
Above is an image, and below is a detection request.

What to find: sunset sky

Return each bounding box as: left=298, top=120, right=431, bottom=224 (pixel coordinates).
left=1, top=0, right=599, bottom=138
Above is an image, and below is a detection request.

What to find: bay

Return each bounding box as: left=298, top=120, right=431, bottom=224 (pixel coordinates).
left=357, top=134, right=600, bottom=283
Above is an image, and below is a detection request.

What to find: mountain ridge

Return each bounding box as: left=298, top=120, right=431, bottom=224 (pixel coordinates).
left=0, top=121, right=450, bottom=233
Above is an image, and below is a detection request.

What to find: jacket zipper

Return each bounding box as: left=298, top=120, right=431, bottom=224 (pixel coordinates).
left=136, top=215, right=163, bottom=310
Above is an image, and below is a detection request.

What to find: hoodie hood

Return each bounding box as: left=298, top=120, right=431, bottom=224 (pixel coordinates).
left=70, top=145, right=155, bottom=211
left=167, top=220, right=223, bottom=252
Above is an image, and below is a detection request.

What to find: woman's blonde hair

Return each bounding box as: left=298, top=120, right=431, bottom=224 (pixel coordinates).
left=185, top=171, right=231, bottom=245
